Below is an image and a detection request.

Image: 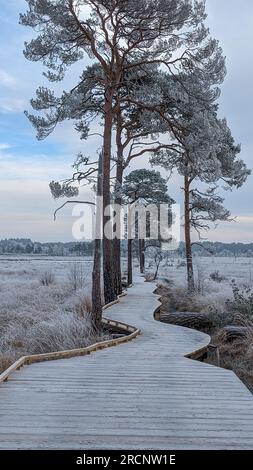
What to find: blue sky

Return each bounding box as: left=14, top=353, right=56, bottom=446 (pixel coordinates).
left=0, top=0, right=253, bottom=242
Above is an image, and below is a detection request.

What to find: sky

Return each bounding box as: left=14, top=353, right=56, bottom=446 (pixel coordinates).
left=0, top=0, right=253, bottom=243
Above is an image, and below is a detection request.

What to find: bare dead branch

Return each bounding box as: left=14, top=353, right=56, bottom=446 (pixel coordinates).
left=54, top=200, right=95, bottom=221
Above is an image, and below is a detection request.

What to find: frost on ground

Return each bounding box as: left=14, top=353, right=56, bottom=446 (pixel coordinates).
left=152, top=255, right=253, bottom=392
left=160, top=254, right=253, bottom=292
left=150, top=255, right=252, bottom=314
left=0, top=256, right=107, bottom=373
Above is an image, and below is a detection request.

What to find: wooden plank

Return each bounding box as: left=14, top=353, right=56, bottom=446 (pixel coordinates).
left=0, top=318, right=140, bottom=384
left=0, top=276, right=253, bottom=450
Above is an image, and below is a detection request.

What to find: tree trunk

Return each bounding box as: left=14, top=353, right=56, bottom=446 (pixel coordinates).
left=184, top=175, right=195, bottom=293
left=113, top=107, right=124, bottom=295
left=154, top=263, right=160, bottom=280
left=92, top=153, right=103, bottom=328
left=128, top=238, right=133, bottom=286
left=113, top=238, right=122, bottom=295
left=160, top=311, right=212, bottom=329
left=102, top=87, right=116, bottom=304
left=139, top=239, right=145, bottom=274
left=221, top=326, right=248, bottom=342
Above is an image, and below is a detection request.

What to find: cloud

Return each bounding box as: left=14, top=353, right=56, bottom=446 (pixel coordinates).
left=0, top=98, right=26, bottom=113
left=0, top=0, right=252, bottom=242
left=236, top=216, right=253, bottom=225
left=0, top=69, right=16, bottom=87
left=0, top=151, right=73, bottom=181
left=0, top=179, right=92, bottom=242
left=0, top=143, right=12, bottom=151
left=207, top=220, right=253, bottom=243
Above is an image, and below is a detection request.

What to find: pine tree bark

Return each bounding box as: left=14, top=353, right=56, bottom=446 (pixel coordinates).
left=102, top=87, right=116, bottom=304
left=113, top=103, right=124, bottom=295
left=92, top=153, right=103, bottom=328
left=139, top=239, right=145, bottom=273
left=184, top=175, right=195, bottom=293
left=113, top=162, right=123, bottom=296
left=128, top=238, right=133, bottom=286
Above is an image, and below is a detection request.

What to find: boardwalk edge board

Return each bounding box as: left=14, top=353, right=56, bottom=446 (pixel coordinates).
left=0, top=281, right=211, bottom=386
left=153, top=287, right=210, bottom=361
left=0, top=289, right=140, bottom=385
left=1, top=278, right=253, bottom=450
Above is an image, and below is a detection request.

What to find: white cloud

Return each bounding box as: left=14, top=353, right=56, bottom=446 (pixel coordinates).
left=0, top=152, right=73, bottom=181
left=0, top=69, right=16, bottom=87
left=0, top=179, right=92, bottom=242
left=0, top=143, right=12, bottom=151
left=0, top=98, right=26, bottom=113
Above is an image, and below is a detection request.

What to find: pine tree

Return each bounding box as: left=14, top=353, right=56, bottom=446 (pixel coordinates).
left=152, top=86, right=250, bottom=292
left=123, top=169, right=174, bottom=278
left=21, top=0, right=226, bottom=301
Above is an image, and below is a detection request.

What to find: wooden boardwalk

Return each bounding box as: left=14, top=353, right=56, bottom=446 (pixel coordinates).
left=0, top=277, right=253, bottom=449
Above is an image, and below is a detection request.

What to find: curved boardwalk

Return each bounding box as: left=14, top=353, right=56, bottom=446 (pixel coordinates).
left=0, top=277, right=253, bottom=449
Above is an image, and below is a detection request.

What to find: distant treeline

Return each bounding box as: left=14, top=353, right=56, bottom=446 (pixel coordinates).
left=0, top=239, right=94, bottom=256
left=0, top=238, right=253, bottom=258
left=178, top=241, right=253, bottom=258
